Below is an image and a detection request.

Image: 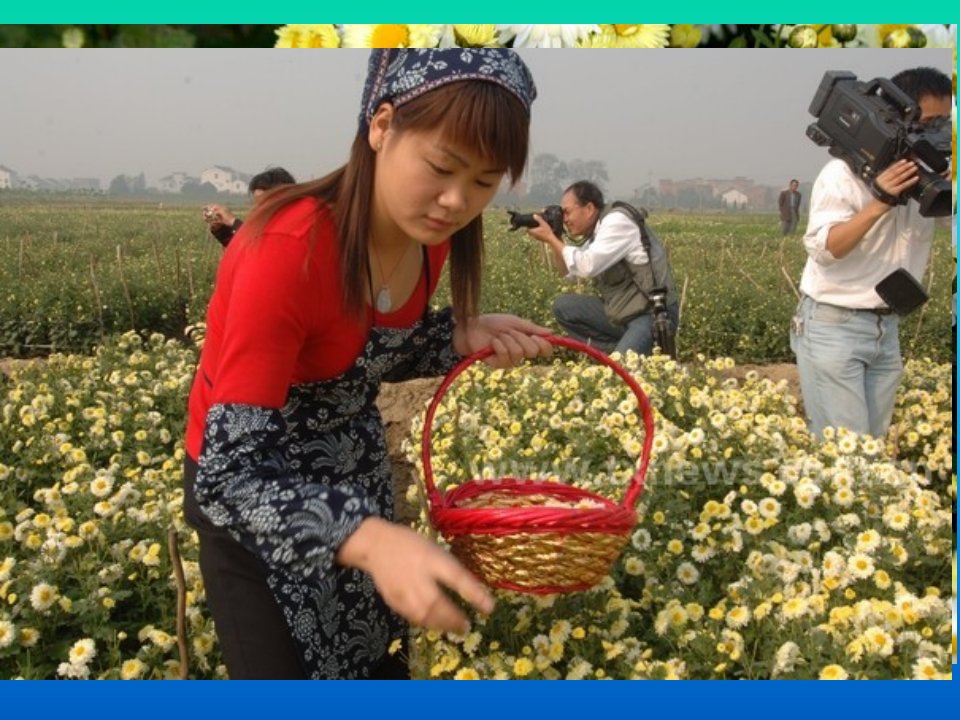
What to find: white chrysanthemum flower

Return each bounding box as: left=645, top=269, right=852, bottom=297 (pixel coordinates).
left=496, top=24, right=599, bottom=48
left=912, top=657, right=942, bottom=680
left=57, top=661, right=90, bottom=679
left=120, top=658, right=147, bottom=680
left=918, top=24, right=955, bottom=47
left=0, top=620, right=15, bottom=649
left=676, top=562, right=700, bottom=585
left=696, top=24, right=739, bottom=41
left=855, top=529, right=882, bottom=554
left=725, top=606, right=750, bottom=630
left=772, top=641, right=801, bottom=676
left=68, top=638, right=96, bottom=666
left=848, top=552, right=875, bottom=579
left=758, top=497, right=781, bottom=519
left=0, top=556, right=15, bottom=582
left=29, top=582, right=59, bottom=612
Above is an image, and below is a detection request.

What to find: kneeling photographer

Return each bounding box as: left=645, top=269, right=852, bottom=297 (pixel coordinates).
left=791, top=66, right=951, bottom=439
left=520, top=180, right=679, bottom=358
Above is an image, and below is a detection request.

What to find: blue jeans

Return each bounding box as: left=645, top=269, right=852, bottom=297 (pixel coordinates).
left=553, top=294, right=680, bottom=356
left=789, top=295, right=902, bottom=438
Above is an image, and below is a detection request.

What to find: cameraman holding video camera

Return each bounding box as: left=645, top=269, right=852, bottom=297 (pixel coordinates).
left=525, top=180, right=679, bottom=357
left=203, top=167, right=295, bottom=248
left=791, top=66, right=951, bottom=439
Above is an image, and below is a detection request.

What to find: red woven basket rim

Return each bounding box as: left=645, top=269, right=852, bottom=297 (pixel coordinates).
left=420, top=335, right=655, bottom=534
left=430, top=478, right=636, bottom=537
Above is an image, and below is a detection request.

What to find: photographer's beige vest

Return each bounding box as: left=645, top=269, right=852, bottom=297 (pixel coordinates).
left=591, top=204, right=679, bottom=327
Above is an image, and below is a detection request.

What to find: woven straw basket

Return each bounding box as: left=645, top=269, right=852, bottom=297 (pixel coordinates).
left=421, top=335, right=654, bottom=594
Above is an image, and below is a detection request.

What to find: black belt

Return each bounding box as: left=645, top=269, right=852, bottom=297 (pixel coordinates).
left=811, top=298, right=895, bottom=316
left=855, top=306, right=896, bottom=316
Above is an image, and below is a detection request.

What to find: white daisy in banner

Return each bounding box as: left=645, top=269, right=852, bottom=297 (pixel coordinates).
left=496, top=24, right=599, bottom=48
left=697, top=24, right=739, bottom=41
left=917, top=24, right=956, bottom=47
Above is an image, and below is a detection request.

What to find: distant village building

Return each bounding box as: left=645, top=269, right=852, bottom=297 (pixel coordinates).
left=658, top=176, right=779, bottom=211
left=156, top=171, right=195, bottom=194
left=200, top=165, right=250, bottom=194
left=721, top=188, right=749, bottom=209
left=0, top=165, right=14, bottom=189
left=65, top=178, right=101, bottom=192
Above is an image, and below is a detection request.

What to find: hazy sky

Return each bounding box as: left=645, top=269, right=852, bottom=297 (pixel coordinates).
left=0, top=48, right=952, bottom=194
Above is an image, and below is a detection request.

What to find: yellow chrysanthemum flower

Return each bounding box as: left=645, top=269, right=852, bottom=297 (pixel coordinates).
left=819, top=664, right=849, bottom=680
left=340, top=24, right=441, bottom=48
left=274, top=24, right=340, bottom=49
left=454, top=25, right=499, bottom=47
left=579, top=24, right=671, bottom=48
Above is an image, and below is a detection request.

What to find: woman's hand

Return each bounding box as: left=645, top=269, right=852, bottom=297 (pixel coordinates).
left=336, top=518, right=493, bottom=635
left=453, top=314, right=553, bottom=368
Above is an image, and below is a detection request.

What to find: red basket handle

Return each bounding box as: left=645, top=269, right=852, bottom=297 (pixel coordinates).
left=421, top=334, right=654, bottom=512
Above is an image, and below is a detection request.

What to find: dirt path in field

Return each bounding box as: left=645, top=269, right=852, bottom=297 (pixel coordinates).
left=377, top=364, right=801, bottom=524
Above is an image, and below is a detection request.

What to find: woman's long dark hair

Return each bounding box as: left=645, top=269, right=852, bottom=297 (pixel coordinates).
left=244, top=81, right=530, bottom=323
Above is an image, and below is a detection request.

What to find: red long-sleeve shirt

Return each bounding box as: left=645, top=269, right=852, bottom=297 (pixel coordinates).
left=185, top=197, right=449, bottom=460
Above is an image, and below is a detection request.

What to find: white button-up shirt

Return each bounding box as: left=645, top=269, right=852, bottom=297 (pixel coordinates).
left=800, top=158, right=934, bottom=308
left=561, top=210, right=649, bottom=282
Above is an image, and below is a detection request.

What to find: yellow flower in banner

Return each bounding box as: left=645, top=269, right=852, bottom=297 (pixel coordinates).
left=579, top=24, right=671, bottom=48
left=670, top=25, right=702, bottom=48
left=61, top=27, right=86, bottom=48
left=342, top=25, right=443, bottom=48
left=454, top=667, right=481, bottom=679
left=274, top=24, right=340, bottom=49
left=454, top=25, right=499, bottom=47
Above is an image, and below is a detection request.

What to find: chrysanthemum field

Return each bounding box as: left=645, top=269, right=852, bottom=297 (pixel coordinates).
left=0, top=330, right=953, bottom=679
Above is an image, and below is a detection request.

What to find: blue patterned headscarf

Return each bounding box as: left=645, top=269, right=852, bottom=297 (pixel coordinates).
left=358, top=48, right=537, bottom=133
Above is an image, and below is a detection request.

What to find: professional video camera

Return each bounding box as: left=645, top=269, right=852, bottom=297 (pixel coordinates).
left=649, top=287, right=677, bottom=359
left=806, top=70, right=952, bottom=217
left=507, top=205, right=565, bottom=239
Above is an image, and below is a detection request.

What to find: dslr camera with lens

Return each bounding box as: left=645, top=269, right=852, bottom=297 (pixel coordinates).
left=507, top=204, right=565, bottom=239
left=649, top=287, right=677, bottom=359
left=806, top=70, right=952, bottom=217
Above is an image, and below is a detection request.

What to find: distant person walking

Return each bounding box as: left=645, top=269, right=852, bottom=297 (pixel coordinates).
left=778, top=179, right=801, bottom=235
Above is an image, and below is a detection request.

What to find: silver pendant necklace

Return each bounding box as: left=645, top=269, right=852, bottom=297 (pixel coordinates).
left=375, top=286, right=393, bottom=313
left=371, top=241, right=414, bottom=313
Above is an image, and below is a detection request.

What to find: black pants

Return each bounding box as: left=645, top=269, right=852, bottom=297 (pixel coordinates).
left=183, top=457, right=409, bottom=679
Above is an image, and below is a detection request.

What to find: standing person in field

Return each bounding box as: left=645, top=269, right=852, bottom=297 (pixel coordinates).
left=182, top=48, right=551, bottom=679
left=778, top=179, right=802, bottom=235
left=203, top=166, right=296, bottom=248
left=790, top=66, right=951, bottom=439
